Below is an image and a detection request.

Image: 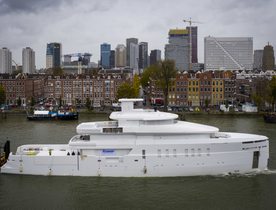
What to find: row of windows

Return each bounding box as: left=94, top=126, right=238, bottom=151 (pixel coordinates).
left=175, top=95, right=212, bottom=100
left=156, top=148, right=211, bottom=158
left=176, top=81, right=224, bottom=86
left=0, top=82, right=25, bottom=86
left=213, top=94, right=223, bottom=99
left=175, top=87, right=226, bottom=92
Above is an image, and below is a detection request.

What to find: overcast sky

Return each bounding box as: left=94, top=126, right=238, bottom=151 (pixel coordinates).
left=0, top=0, right=275, bottom=69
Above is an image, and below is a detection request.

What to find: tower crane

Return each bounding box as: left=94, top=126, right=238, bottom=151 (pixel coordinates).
left=183, top=18, right=202, bottom=70
left=63, top=53, right=92, bottom=74
left=12, top=60, right=19, bottom=71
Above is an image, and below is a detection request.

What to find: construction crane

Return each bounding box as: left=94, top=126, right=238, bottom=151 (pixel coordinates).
left=63, top=53, right=92, bottom=74
left=183, top=18, right=202, bottom=70
left=12, top=60, right=19, bottom=71
left=63, top=53, right=92, bottom=62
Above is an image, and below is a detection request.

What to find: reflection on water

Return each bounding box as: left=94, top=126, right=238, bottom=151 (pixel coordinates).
left=0, top=114, right=276, bottom=210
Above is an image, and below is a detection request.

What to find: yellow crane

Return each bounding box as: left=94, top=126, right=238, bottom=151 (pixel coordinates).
left=183, top=18, right=202, bottom=70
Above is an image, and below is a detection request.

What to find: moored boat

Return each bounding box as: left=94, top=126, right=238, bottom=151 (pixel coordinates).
left=27, top=110, right=78, bottom=121
left=263, top=113, right=276, bottom=123
left=1, top=98, right=269, bottom=177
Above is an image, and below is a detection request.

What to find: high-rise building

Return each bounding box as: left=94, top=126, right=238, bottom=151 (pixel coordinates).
left=110, top=50, right=115, bottom=69
left=186, top=26, right=198, bottom=63
left=115, top=44, right=126, bottom=68
left=204, top=37, right=253, bottom=71
left=165, top=29, right=190, bottom=71
left=262, top=43, right=275, bottom=71
left=253, top=50, right=263, bottom=70
left=150, top=49, right=161, bottom=66
left=46, top=43, right=62, bottom=69
left=0, top=47, right=12, bottom=74
left=82, top=53, right=91, bottom=65
left=139, top=42, right=148, bottom=69
left=129, top=43, right=139, bottom=71
left=126, top=38, right=138, bottom=67
left=100, top=43, right=111, bottom=69
left=22, top=47, right=35, bottom=74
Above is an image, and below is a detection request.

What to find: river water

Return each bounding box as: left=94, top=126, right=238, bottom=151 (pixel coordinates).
left=0, top=113, right=276, bottom=209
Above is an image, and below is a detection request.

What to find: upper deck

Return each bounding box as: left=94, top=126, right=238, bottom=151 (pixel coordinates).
left=77, top=98, right=219, bottom=135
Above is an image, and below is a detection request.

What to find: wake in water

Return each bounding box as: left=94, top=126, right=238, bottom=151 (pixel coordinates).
left=261, top=169, right=276, bottom=175
left=214, top=169, right=276, bottom=178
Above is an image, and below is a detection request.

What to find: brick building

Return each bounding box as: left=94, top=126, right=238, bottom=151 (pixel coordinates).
left=44, top=74, right=125, bottom=108
left=0, top=74, right=44, bottom=106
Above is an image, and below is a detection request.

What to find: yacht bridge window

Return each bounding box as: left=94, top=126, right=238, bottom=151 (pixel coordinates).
left=103, top=127, right=123, bottom=133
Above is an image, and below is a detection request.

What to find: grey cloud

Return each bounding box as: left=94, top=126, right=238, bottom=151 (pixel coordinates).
left=0, top=0, right=69, bottom=14
left=0, top=0, right=116, bottom=15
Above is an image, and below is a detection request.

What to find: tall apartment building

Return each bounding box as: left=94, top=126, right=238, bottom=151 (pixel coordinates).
left=22, top=47, right=35, bottom=74
left=187, top=26, right=198, bottom=63
left=126, top=38, right=138, bottom=67
left=110, top=50, right=115, bottom=69
left=262, top=43, right=275, bottom=71
left=129, top=43, right=139, bottom=71
left=253, top=50, right=263, bottom=70
left=138, top=42, right=148, bottom=69
left=115, top=44, right=126, bottom=68
left=165, top=29, right=190, bottom=71
left=46, top=43, right=62, bottom=69
left=0, top=47, right=12, bottom=74
left=204, top=37, right=253, bottom=71
left=100, top=43, right=111, bottom=69
left=150, top=49, right=161, bottom=66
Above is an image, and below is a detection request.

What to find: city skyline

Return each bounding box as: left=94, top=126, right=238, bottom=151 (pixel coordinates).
left=0, top=0, right=275, bottom=69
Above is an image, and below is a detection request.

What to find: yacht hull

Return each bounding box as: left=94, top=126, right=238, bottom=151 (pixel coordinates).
left=1, top=135, right=269, bottom=177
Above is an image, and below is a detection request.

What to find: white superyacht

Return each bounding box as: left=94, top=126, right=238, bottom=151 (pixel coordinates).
left=0, top=98, right=269, bottom=177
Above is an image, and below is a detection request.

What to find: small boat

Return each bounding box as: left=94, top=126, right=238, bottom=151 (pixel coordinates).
left=0, top=141, right=10, bottom=167
left=1, top=98, right=269, bottom=177
left=27, top=110, right=78, bottom=121
left=263, top=113, right=276, bottom=123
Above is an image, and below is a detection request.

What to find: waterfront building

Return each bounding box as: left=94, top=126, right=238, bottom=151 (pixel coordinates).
left=0, top=47, right=12, bottom=74
left=126, top=38, right=138, bottom=67
left=204, top=37, right=253, bottom=71
left=150, top=49, right=161, bottom=66
left=100, top=43, right=111, bottom=69
left=235, top=77, right=252, bottom=104
left=253, top=50, right=263, bottom=70
left=129, top=42, right=139, bottom=72
left=171, top=72, right=189, bottom=106
left=115, top=44, right=126, bottom=68
left=188, top=74, right=200, bottom=107
left=211, top=71, right=225, bottom=106
left=138, top=42, right=148, bottom=70
left=198, top=71, right=212, bottom=107
left=44, top=74, right=125, bottom=108
left=0, top=74, right=44, bottom=106
left=165, top=29, right=190, bottom=71
left=223, top=71, right=236, bottom=105
left=262, top=43, right=275, bottom=71
left=22, top=47, right=35, bottom=74
left=46, top=43, right=62, bottom=69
